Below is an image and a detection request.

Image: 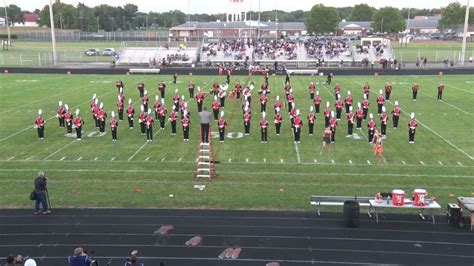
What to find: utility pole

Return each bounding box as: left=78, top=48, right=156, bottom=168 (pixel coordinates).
left=275, top=0, right=278, bottom=40
left=4, top=0, right=11, bottom=43
left=407, top=7, right=410, bottom=33
left=257, top=0, right=261, bottom=40
left=187, top=0, right=190, bottom=22
left=49, top=0, right=57, bottom=65
left=461, top=0, right=470, bottom=65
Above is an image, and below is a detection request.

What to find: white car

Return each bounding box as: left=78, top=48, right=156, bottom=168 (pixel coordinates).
left=84, top=48, right=100, bottom=56
left=102, top=48, right=115, bottom=56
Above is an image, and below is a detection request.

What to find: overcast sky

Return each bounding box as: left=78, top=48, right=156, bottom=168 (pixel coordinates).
left=13, top=0, right=461, bottom=13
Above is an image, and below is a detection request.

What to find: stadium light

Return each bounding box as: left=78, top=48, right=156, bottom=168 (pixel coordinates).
left=460, top=0, right=470, bottom=65
left=4, top=0, right=11, bottom=43
left=49, top=0, right=58, bottom=65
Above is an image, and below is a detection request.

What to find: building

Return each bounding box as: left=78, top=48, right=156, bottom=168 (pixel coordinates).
left=406, top=16, right=440, bottom=34
left=338, top=21, right=373, bottom=35
left=170, top=21, right=306, bottom=39
left=0, top=17, right=5, bottom=26
left=227, top=0, right=247, bottom=22
left=14, top=13, right=39, bottom=27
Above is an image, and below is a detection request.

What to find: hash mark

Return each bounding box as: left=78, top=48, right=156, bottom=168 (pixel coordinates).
left=94, top=157, right=98, bottom=161
left=178, top=157, right=182, bottom=162
left=161, top=157, right=165, bottom=162
left=331, top=160, right=335, bottom=164
left=401, top=161, right=406, bottom=165
left=60, top=157, right=66, bottom=161
left=7, top=156, right=14, bottom=161
left=280, top=159, right=284, bottom=163
left=245, top=158, right=249, bottom=163
left=457, top=162, right=463, bottom=166
left=349, top=160, right=353, bottom=164
left=145, top=157, right=150, bottom=161
left=419, top=161, right=425, bottom=165
left=367, top=160, right=371, bottom=165
left=438, top=161, right=443, bottom=166
left=77, top=157, right=82, bottom=161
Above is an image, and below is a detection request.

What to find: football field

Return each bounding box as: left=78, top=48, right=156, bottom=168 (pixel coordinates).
left=0, top=73, right=473, bottom=210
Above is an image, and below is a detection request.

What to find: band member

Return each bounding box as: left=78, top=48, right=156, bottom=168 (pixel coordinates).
left=344, top=90, right=353, bottom=113
left=92, top=98, right=100, bottom=128
left=142, top=90, right=149, bottom=111
left=347, top=106, right=354, bottom=137
left=218, top=84, right=227, bottom=108
left=335, top=94, right=343, bottom=120
left=264, top=72, right=269, bottom=83
left=56, top=101, right=65, bottom=128
left=285, top=73, right=291, bottom=84
left=309, top=82, right=316, bottom=99
left=334, top=83, right=341, bottom=100
left=292, top=109, right=302, bottom=143
left=329, top=111, right=337, bottom=143
left=308, top=106, right=316, bottom=136
left=115, top=80, right=124, bottom=93
left=320, top=127, right=332, bottom=154
left=196, top=87, right=204, bottom=112
left=289, top=106, right=297, bottom=128
left=173, top=72, right=178, bottom=84
left=243, top=105, right=251, bottom=135
left=392, top=101, right=400, bottom=128
left=127, top=99, right=135, bottom=129
left=284, top=82, right=291, bottom=100
left=169, top=106, right=178, bottom=136
left=356, top=102, right=363, bottom=129
left=90, top=93, right=97, bottom=111
left=274, top=110, right=282, bottom=136
left=64, top=104, right=73, bottom=134
left=137, top=81, right=145, bottom=98
left=158, top=99, right=167, bottom=129
left=362, top=94, right=369, bottom=119
left=181, top=111, right=190, bottom=141
left=363, top=82, right=370, bottom=99
left=73, top=109, right=84, bottom=140
left=243, top=84, right=252, bottom=104
left=412, top=83, right=419, bottom=101
left=158, top=80, right=166, bottom=98
left=212, top=80, right=220, bottom=95
left=188, top=81, right=195, bottom=98
left=35, top=109, right=45, bottom=139
left=217, top=111, right=227, bottom=143
left=110, top=111, right=118, bottom=141
left=274, top=95, right=283, bottom=114
left=234, top=81, right=242, bottom=99
left=260, top=91, right=268, bottom=113
left=287, top=90, right=294, bottom=113
left=259, top=81, right=269, bottom=95
left=260, top=112, right=269, bottom=143
left=325, top=72, right=332, bottom=85
left=372, top=130, right=384, bottom=162
left=118, top=87, right=125, bottom=104
left=324, top=102, right=331, bottom=128
left=117, top=95, right=124, bottom=121
left=408, top=112, right=417, bottom=144
left=145, top=109, right=154, bottom=142
left=437, top=83, right=444, bottom=100
left=385, top=82, right=392, bottom=101
left=179, top=95, right=186, bottom=118
left=212, top=96, right=220, bottom=120
left=314, top=91, right=321, bottom=113
left=153, top=95, right=161, bottom=120
left=380, top=106, right=388, bottom=137
left=367, top=113, right=376, bottom=143
left=98, top=102, right=107, bottom=136
left=226, top=67, right=231, bottom=84
left=377, top=90, right=385, bottom=115
left=138, top=105, right=146, bottom=136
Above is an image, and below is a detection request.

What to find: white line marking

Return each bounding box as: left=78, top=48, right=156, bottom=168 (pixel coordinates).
left=178, top=157, right=182, bottom=162
left=43, top=140, right=78, bottom=160
left=25, top=156, right=33, bottom=161
left=110, top=157, right=115, bottom=161
left=402, top=161, right=406, bottom=165
left=263, top=158, right=266, bottom=163
left=331, top=159, right=335, bottom=164
left=411, top=75, right=474, bottom=94
left=294, top=142, right=301, bottom=163
left=76, top=157, right=82, bottom=161
left=245, top=158, right=249, bottom=163
left=314, top=159, right=317, bottom=163
left=367, top=160, right=371, bottom=165
left=94, top=157, right=98, bottom=161
left=438, top=161, right=443, bottom=166
left=420, top=161, right=425, bottom=165
left=144, top=157, right=149, bottom=161
left=228, top=158, right=232, bottom=163
left=161, top=157, right=166, bottom=162
left=280, top=159, right=284, bottom=163
left=7, top=156, right=14, bottom=161
left=349, top=160, right=353, bottom=164
left=60, top=157, right=66, bottom=161
left=457, top=162, right=463, bottom=166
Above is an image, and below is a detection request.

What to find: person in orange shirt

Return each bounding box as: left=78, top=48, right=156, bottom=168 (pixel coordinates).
left=372, top=130, right=384, bottom=162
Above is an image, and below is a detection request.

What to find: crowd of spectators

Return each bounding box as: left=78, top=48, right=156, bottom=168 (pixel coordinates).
left=252, top=39, right=297, bottom=60
left=304, top=38, right=351, bottom=61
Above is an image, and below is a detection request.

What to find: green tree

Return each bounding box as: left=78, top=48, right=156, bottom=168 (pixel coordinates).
left=305, top=4, right=340, bottom=34
left=439, top=3, right=474, bottom=30
left=372, top=7, right=405, bottom=33
left=0, top=4, right=24, bottom=26
left=348, top=4, right=375, bottom=21
left=337, top=6, right=353, bottom=20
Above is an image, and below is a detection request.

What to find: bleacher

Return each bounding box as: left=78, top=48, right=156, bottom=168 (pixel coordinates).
left=117, top=47, right=198, bottom=66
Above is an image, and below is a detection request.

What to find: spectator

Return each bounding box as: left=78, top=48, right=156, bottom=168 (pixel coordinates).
left=4, top=254, right=23, bottom=266
left=68, top=247, right=92, bottom=266
left=125, top=250, right=144, bottom=266
left=199, top=107, right=212, bottom=143
left=33, top=171, right=50, bottom=215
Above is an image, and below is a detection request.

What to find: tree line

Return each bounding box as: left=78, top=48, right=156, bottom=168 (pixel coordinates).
left=1, top=1, right=472, bottom=34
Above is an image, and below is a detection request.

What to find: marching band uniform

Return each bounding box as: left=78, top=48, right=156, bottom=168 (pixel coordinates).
left=308, top=106, right=316, bottom=136
left=243, top=86, right=252, bottom=105
left=362, top=95, right=369, bottom=120
left=172, top=89, right=180, bottom=112
left=287, top=92, right=294, bottom=113
left=437, top=84, right=444, bottom=100
left=292, top=110, right=302, bottom=143
left=334, top=83, right=341, bottom=100
left=218, top=85, right=226, bottom=108
left=91, top=96, right=98, bottom=126
left=212, top=96, right=220, bottom=120
left=356, top=102, right=363, bottom=129
left=158, top=81, right=166, bottom=98
left=412, top=83, right=419, bottom=101
left=64, top=105, right=73, bottom=134
left=188, top=81, right=195, bottom=98
left=408, top=112, right=417, bottom=144
left=212, top=81, right=220, bottom=95
left=218, top=111, right=227, bottom=143
left=380, top=107, right=388, bottom=137
left=391, top=101, right=401, bottom=128
left=234, top=81, right=242, bottom=99
left=377, top=90, right=385, bottom=115
left=56, top=101, right=65, bottom=128
left=385, top=82, right=392, bottom=101
left=314, top=91, right=321, bottom=113
left=367, top=114, right=376, bottom=143
left=35, top=109, right=45, bottom=139
left=274, top=112, right=282, bottom=135
left=243, top=106, right=251, bottom=135
left=137, top=81, right=145, bottom=98
left=98, top=102, right=107, bottom=135
left=179, top=96, right=186, bottom=118
left=260, top=112, right=269, bottom=143
left=110, top=111, right=118, bottom=141
left=363, top=82, right=371, bottom=99
left=117, top=96, right=124, bottom=121
left=115, top=80, right=124, bottom=93
left=289, top=107, right=296, bottom=128
left=92, top=101, right=100, bottom=128
left=145, top=110, right=154, bottom=141
left=169, top=107, right=178, bottom=135
left=142, top=90, right=149, bottom=111
left=309, top=82, right=316, bottom=99
left=139, top=105, right=146, bottom=135
left=181, top=113, right=190, bottom=141
left=118, top=88, right=125, bottom=104
left=158, top=99, right=167, bottom=129
left=344, top=91, right=352, bottom=113
left=324, top=102, right=331, bottom=128
left=347, top=106, right=354, bottom=137
left=153, top=96, right=161, bottom=120
left=196, top=87, right=204, bottom=112
left=274, top=96, right=283, bottom=115
left=260, top=92, right=268, bottom=113
left=329, top=111, right=337, bottom=143
left=173, top=73, right=178, bottom=84
left=335, top=95, right=343, bottom=120
left=259, top=82, right=269, bottom=95
left=127, top=99, right=135, bottom=129
left=73, top=109, right=84, bottom=140
left=284, top=83, right=291, bottom=100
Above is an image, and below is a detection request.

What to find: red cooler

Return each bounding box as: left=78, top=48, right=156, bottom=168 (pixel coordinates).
left=413, top=189, right=427, bottom=206
left=392, top=189, right=405, bottom=206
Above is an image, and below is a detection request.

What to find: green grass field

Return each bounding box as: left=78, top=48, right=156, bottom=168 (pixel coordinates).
left=393, top=41, right=474, bottom=62
left=0, top=73, right=473, bottom=211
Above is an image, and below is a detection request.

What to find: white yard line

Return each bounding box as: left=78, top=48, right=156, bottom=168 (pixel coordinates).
left=438, top=161, right=443, bottom=166
left=420, top=161, right=425, bottom=165
left=294, top=141, right=301, bottom=163
left=410, top=75, right=474, bottom=94
left=43, top=140, right=78, bottom=160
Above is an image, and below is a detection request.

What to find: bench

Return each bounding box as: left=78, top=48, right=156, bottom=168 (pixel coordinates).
left=286, top=69, right=320, bottom=75
left=128, top=68, right=161, bottom=74
left=310, top=195, right=373, bottom=216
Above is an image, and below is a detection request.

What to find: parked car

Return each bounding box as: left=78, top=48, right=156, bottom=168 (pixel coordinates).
left=84, top=48, right=100, bottom=56
left=102, top=48, right=116, bottom=56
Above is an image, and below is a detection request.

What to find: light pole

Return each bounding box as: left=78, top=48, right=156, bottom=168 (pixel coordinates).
left=257, top=0, right=261, bottom=40
left=380, top=19, right=384, bottom=33
left=461, top=0, right=470, bottom=65
left=4, top=0, right=11, bottom=43
left=49, top=0, right=57, bottom=65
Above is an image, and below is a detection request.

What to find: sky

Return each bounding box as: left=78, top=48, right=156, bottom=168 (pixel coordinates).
left=12, top=0, right=462, bottom=13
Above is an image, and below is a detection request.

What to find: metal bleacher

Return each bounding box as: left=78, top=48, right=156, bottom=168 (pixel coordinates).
left=117, top=47, right=197, bottom=66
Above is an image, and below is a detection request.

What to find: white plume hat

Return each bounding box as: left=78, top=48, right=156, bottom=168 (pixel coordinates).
left=347, top=90, right=351, bottom=95
left=59, top=101, right=63, bottom=107
left=349, top=106, right=353, bottom=111
left=276, top=95, right=280, bottom=101
left=144, top=90, right=148, bottom=95
left=156, top=95, right=159, bottom=101
left=128, top=98, right=132, bottom=105
left=379, top=89, right=383, bottom=95
left=64, top=104, right=69, bottom=111
left=310, top=106, right=314, bottom=112
left=326, top=101, right=330, bottom=108
left=38, top=109, right=42, bottom=115
left=100, top=102, right=104, bottom=109
left=357, top=102, right=361, bottom=108
left=411, top=112, right=415, bottom=119
left=75, top=109, right=80, bottom=116
left=330, top=111, right=334, bottom=117
left=262, top=111, right=266, bottom=118
left=140, top=105, right=144, bottom=112
left=111, top=111, right=115, bottom=117
left=369, top=113, right=373, bottom=119
left=161, top=99, right=165, bottom=104
left=395, top=101, right=399, bottom=106
left=316, top=91, right=319, bottom=96
left=220, top=111, right=224, bottom=117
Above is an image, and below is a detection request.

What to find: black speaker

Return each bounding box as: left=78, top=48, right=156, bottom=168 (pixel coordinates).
left=343, top=200, right=360, bottom=228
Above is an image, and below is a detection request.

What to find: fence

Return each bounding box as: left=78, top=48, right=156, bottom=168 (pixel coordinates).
left=394, top=50, right=474, bottom=63
left=0, top=51, right=114, bottom=67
